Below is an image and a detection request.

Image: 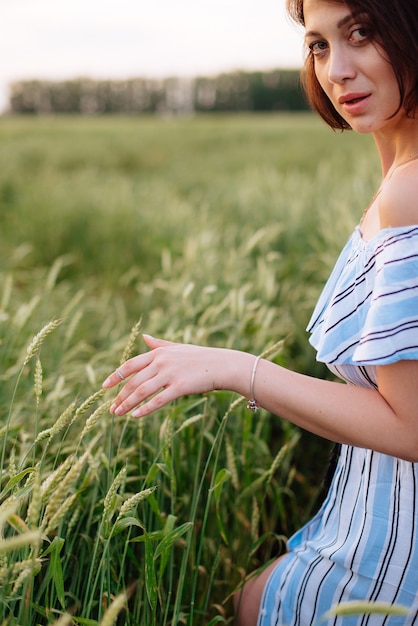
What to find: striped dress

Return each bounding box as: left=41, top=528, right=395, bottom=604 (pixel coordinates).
left=258, top=225, right=418, bottom=626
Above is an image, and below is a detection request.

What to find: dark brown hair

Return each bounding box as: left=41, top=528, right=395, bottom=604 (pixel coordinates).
left=287, top=0, right=418, bottom=130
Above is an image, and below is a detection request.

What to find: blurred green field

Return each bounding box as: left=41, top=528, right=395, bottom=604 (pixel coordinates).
left=0, top=113, right=380, bottom=625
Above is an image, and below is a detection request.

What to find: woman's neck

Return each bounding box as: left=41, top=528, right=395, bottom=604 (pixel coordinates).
left=373, top=115, right=418, bottom=179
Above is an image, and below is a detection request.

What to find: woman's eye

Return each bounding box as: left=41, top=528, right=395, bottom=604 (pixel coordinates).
left=309, top=40, right=328, bottom=56
left=349, top=27, right=369, bottom=44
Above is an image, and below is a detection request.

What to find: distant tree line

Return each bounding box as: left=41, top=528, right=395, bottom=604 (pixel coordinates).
left=9, top=69, right=308, bottom=115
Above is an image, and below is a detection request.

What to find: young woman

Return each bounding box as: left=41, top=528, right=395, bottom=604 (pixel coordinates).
left=103, top=0, right=418, bottom=623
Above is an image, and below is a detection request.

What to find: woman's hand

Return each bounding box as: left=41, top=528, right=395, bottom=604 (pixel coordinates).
left=102, top=334, right=251, bottom=418
left=102, top=334, right=418, bottom=459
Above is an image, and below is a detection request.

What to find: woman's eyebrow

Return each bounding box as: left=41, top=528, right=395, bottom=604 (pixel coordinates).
left=305, top=13, right=356, bottom=39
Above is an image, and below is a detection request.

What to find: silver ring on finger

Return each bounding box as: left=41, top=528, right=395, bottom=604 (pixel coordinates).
left=116, top=368, right=126, bottom=381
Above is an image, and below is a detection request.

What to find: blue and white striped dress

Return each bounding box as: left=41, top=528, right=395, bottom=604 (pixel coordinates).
left=258, top=225, right=418, bottom=626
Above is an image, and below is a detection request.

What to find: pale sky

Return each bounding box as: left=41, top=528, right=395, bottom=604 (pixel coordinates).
left=1, top=0, right=305, bottom=111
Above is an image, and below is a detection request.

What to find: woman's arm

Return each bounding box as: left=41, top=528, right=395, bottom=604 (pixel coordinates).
left=255, top=357, right=418, bottom=462
left=103, top=334, right=418, bottom=462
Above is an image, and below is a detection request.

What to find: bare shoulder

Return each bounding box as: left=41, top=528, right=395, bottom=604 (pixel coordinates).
left=379, top=161, right=418, bottom=229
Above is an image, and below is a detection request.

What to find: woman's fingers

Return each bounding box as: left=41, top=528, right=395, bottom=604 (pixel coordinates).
left=110, top=368, right=166, bottom=416
left=102, top=335, right=164, bottom=389
left=131, top=386, right=179, bottom=418
left=142, top=333, right=174, bottom=350
left=102, top=335, right=186, bottom=416
left=102, top=355, right=148, bottom=389
left=102, top=338, right=231, bottom=418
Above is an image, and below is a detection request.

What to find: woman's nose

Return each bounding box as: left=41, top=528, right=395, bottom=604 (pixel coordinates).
left=328, top=46, right=356, bottom=84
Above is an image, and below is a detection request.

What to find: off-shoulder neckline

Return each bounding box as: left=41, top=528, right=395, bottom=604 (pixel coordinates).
left=355, top=223, right=418, bottom=244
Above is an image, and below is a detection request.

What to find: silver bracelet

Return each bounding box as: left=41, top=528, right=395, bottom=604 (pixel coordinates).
left=247, top=355, right=261, bottom=412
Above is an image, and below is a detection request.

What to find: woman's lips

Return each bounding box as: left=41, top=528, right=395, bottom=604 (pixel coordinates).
left=339, top=93, right=371, bottom=115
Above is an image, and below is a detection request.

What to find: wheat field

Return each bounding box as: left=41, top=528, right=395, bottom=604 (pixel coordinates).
left=0, top=113, right=382, bottom=625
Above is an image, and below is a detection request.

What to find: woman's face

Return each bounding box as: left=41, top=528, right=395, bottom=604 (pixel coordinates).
left=303, top=0, right=402, bottom=134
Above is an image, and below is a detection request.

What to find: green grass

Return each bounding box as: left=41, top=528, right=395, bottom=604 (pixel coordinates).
left=0, top=113, right=382, bottom=625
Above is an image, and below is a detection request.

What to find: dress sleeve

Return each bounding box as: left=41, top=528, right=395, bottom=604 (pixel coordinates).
left=307, top=226, right=418, bottom=366
left=352, top=227, right=418, bottom=364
